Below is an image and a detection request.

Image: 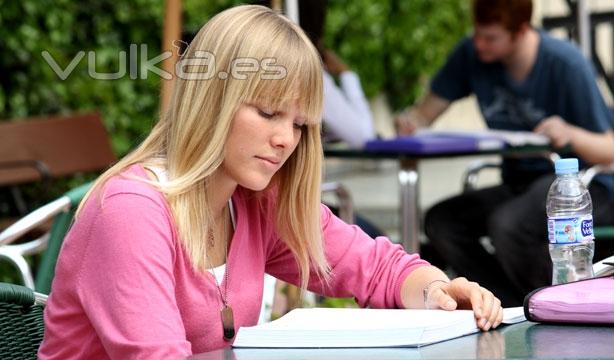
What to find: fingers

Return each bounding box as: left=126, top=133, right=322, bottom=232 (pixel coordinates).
left=447, top=278, right=502, bottom=331
left=534, top=115, right=559, bottom=136
left=432, top=278, right=503, bottom=332
left=427, top=285, right=457, bottom=311
left=487, top=300, right=502, bottom=330
left=534, top=117, right=555, bottom=137
left=492, top=305, right=504, bottom=329
left=395, top=112, right=417, bottom=135
left=478, top=288, right=493, bottom=329
left=443, top=277, right=480, bottom=314
left=478, top=287, right=502, bottom=331
left=466, top=281, right=484, bottom=319
left=533, top=122, right=546, bottom=134
left=534, top=116, right=572, bottom=148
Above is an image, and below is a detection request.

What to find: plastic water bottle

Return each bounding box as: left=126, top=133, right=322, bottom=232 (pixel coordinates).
left=547, top=158, right=595, bottom=285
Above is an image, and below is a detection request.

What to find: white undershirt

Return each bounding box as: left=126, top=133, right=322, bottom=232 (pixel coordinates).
left=207, top=263, right=226, bottom=285
left=144, top=165, right=235, bottom=284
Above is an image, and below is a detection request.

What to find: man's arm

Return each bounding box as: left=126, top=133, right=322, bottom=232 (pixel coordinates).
left=395, top=91, right=451, bottom=135
left=535, top=116, right=614, bottom=164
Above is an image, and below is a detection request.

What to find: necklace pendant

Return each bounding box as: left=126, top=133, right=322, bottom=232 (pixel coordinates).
left=221, top=305, right=235, bottom=341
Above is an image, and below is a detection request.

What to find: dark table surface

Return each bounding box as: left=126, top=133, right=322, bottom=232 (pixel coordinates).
left=188, top=321, right=614, bottom=359
left=323, top=144, right=554, bottom=160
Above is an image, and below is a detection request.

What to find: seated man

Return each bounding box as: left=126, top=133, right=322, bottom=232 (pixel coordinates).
left=396, top=0, right=614, bottom=306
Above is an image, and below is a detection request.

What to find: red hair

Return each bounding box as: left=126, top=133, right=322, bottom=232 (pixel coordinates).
left=473, top=0, right=533, bottom=34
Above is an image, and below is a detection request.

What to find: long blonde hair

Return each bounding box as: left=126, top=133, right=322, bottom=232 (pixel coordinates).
left=77, top=5, right=328, bottom=289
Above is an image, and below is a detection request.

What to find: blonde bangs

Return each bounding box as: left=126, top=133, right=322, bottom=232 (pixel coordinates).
left=244, top=45, right=323, bottom=127
left=223, top=10, right=323, bottom=128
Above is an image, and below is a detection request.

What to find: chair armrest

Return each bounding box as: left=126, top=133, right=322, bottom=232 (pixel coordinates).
left=462, top=160, right=502, bottom=192
left=0, top=160, right=52, bottom=186
left=580, top=162, right=614, bottom=186
left=462, top=152, right=561, bottom=192
left=0, top=197, right=69, bottom=290
left=0, top=196, right=70, bottom=246
left=322, top=182, right=354, bottom=224
left=0, top=248, right=35, bottom=289
left=0, top=282, right=47, bottom=306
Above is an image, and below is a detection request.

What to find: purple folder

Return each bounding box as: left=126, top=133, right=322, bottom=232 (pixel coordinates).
left=365, top=134, right=497, bottom=154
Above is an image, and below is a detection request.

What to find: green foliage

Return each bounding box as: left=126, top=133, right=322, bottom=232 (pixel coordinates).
left=0, top=252, right=41, bottom=285
left=0, top=262, right=23, bottom=285
left=0, top=0, right=470, bottom=151
left=0, top=0, right=164, bottom=156
left=326, top=0, right=471, bottom=110
left=0, top=0, right=164, bottom=215
left=0, top=0, right=469, bottom=215
left=319, top=296, right=359, bottom=308
left=183, top=0, right=247, bottom=35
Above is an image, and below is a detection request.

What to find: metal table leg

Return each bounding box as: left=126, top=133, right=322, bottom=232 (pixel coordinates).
left=398, top=159, right=420, bottom=253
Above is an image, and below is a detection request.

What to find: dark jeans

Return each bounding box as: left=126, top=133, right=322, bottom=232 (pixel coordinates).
left=424, top=174, right=614, bottom=307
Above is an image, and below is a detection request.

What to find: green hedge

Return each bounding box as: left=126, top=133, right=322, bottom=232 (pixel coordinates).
left=0, top=0, right=164, bottom=155
left=0, top=0, right=469, bottom=147
left=0, top=0, right=469, bottom=208
left=184, top=0, right=471, bottom=110
left=326, top=0, right=471, bottom=109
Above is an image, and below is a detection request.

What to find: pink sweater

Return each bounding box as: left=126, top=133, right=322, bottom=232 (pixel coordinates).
left=38, top=165, right=429, bottom=359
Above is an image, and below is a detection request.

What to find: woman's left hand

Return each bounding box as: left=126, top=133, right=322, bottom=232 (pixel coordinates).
left=425, top=277, right=503, bottom=331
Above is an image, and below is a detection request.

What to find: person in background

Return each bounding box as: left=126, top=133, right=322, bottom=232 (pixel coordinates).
left=297, top=0, right=382, bottom=240
left=253, top=0, right=376, bottom=149
left=39, top=5, right=502, bottom=359
left=299, top=0, right=376, bottom=149
left=396, top=0, right=614, bottom=306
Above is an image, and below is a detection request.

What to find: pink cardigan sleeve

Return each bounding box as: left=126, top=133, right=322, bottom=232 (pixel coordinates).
left=75, top=192, right=191, bottom=359
left=265, top=204, right=430, bottom=308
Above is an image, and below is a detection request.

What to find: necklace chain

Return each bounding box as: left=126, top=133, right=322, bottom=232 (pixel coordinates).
left=206, top=203, right=230, bottom=305
left=207, top=231, right=229, bottom=306
left=206, top=202, right=235, bottom=341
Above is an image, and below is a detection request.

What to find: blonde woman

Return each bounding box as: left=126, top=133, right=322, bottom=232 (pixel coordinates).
left=39, top=5, right=503, bottom=359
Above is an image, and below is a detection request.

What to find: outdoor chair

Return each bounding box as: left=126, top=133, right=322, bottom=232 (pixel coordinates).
left=0, top=112, right=115, bottom=224
left=0, top=282, right=47, bottom=360
left=0, top=112, right=115, bottom=293
left=0, top=182, right=92, bottom=294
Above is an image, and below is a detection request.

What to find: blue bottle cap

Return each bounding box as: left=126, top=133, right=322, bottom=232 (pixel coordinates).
left=555, top=158, right=579, bottom=175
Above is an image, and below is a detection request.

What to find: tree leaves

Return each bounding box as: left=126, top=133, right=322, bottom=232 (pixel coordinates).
left=0, top=0, right=163, bottom=156
left=326, top=0, right=471, bottom=110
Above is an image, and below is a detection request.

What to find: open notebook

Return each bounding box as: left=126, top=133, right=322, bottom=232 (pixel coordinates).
left=415, top=129, right=550, bottom=147
left=233, top=307, right=526, bottom=348
left=594, top=254, right=614, bottom=277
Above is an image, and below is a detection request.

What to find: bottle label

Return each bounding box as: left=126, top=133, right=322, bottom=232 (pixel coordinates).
left=548, top=215, right=594, bottom=244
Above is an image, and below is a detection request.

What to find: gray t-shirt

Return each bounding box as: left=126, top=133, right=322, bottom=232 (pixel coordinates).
left=431, top=30, right=614, bottom=194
